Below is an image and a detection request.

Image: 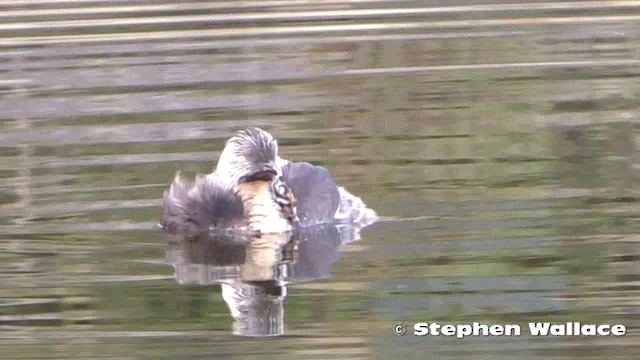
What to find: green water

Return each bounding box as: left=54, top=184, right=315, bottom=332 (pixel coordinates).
left=1, top=1, right=639, bottom=359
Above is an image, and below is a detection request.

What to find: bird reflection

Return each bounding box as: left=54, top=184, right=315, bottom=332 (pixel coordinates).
left=165, top=224, right=369, bottom=337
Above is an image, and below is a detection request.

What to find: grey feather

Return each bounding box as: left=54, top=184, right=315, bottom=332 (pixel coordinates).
left=216, top=127, right=279, bottom=184
left=161, top=174, right=244, bottom=235
left=281, top=161, right=340, bottom=226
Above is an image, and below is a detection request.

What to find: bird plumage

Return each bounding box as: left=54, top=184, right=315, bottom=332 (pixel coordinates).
left=215, top=127, right=279, bottom=185
left=161, top=173, right=244, bottom=236
left=161, top=127, right=376, bottom=235
left=280, top=161, right=340, bottom=226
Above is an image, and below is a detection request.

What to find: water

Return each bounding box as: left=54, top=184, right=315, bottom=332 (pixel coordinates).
left=1, top=1, right=639, bottom=359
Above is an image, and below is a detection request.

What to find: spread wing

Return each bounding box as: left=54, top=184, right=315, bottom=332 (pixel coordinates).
left=281, top=161, right=340, bottom=226
left=161, top=173, right=244, bottom=235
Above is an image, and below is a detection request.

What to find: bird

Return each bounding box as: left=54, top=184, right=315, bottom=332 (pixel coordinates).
left=161, top=127, right=377, bottom=235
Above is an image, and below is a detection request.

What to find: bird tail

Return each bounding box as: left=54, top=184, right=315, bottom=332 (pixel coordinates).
left=161, top=173, right=244, bottom=235
left=334, top=186, right=378, bottom=226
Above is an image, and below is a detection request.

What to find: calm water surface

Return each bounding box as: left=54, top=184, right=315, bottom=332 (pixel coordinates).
left=1, top=1, right=639, bottom=359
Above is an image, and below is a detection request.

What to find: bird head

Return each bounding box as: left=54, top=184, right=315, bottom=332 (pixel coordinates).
left=216, top=127, right=280, bottom=184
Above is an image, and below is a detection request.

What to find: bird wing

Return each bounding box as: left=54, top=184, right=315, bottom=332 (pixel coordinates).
left=281, top=161, right=340, bottom=226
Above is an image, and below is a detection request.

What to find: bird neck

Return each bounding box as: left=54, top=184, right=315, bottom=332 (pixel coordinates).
left=236, top=180, right=292, bottom=233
